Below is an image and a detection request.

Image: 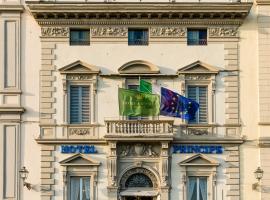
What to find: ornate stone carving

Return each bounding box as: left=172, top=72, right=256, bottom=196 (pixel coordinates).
left=120, top=167, right=158, bottom=189
left=118, top=143, right=160, bottom=157
left=69, top=128, right=90, bottom=136
left=41, top=27, right=69, bottom=37
left=185, top=75, right=211, bottom=81
left=209, top=27, right=238, bottom=38
left=91, top=27, right=128, bottom=37
left=67, top=74, right=92, bottom=80
left=188, top=128, right=209, bottom=136
left=150, top=27, right=186, bottom=38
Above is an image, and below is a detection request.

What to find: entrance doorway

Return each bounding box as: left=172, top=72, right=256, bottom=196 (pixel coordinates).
left=125, top=197, right=153, bottom=200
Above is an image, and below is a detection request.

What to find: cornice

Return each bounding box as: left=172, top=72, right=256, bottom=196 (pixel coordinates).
left=257, top=0, right=270, bottom=5
left=0, top=4, right=24, bottom=12
left=0, top=106, right=25, bottom=114
left=173, top=137, right=244, bottom=144
left=26, top=2, right=253, bottom=26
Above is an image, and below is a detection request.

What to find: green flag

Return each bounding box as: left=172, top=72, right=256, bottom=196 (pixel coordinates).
left=139, top=80, right=152, bottom=94
left=118, top=88, right=160, bottom=116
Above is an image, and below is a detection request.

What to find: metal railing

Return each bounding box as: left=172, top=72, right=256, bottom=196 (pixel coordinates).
left=105, top=120, right=174, bottom=134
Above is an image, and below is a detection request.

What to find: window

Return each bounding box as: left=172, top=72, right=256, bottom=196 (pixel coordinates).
left=187, top=29, right=207, bottom=45
left=70, top=176, right=90, bottom=200
left=70, top=85, right=90, bottom=124
left=188, top=177, right=207, bottom=200
left=187, top=86, right=208, bottom=124
left=128, top=28, right=148, bottom=46
left=70, top=29, right=90, bottom=45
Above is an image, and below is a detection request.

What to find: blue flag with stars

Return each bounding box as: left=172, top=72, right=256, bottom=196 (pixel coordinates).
left=179, top=95, right=200, bottom=120
left=160, top=87, right=182, bottom=117
left=160, top=87, right=199, bottom=120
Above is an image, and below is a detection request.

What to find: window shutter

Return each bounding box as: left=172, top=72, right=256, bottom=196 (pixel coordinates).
left=188, top=86, right=208, bottom=123
left=70, top=86, right=90, bottom=124
left=81, top=86, right=90, bottom=123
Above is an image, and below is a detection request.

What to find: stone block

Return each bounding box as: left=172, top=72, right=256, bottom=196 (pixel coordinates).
left=40, top=119, right=56, bottom=124
left=40, top=108, right=56, bottom=114
left=41, top=145, right=55, bottom=151
left=224, top=76, right=238, bottom=82
left=41, top=43, right=56, bottom=49
left=41, top=103, right=52, bottom=109
left=40, top=114, right=53, bottom=119
left=41, top=92, right=52, bottom=98
left=41, top=81, right=52, bottom=87
left=41, top=190, right=55, bottom=196
left=41, top=179, right=55, bottom=185
left=225, top=86, right=238, bottom=92
left=41, top=151, right=52, bottom=156
left=224, top=43, right=238, bottom=49
left=42, top=59, right=52, bottom=65
left=226, top=178, right=239, bottom=185
left=41, top=76, right=55, bottom=82
left=40, top=71, right=52, bottom=76
left=225, top=167, right=239, bottom=173
left=41, top=87, right=55, bottom=92
left=41, top=98, right=56, bottom=103
left=42, top=54, right=55, bottom=60
left=225, top=54, right=238, bottom=60
left=227, top=190, right=240, bottom=196
left=41, top=168, right=55, bottom=173
left=41, top=162, right=51, bottom=168
left=41, top=173, right=51, bottom=179
left=41, top=196, right=51, bottom=200
left=41, top=64, right=55, bottom=71
left=42, top=49, right=52, bottom=55
left=225, top=119, right=239, bottom=124
left=41, top=156, right=55, bottom=162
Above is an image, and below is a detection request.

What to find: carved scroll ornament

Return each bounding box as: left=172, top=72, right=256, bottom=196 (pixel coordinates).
left=150, top=27, right=186, bottom=37
left=209, top=27, right=238, bottom=38
left=41, top=27, right=69, bottom=37
left=91, top=27, right=128, bottom=37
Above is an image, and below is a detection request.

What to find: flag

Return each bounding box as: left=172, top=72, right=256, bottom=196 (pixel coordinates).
left=139, top=80, right=152, bottom=94
left=179, top=95, right=200, bottom=120
left=118, top=88, right=160, bottom=116
left=160, top=87, right=182, bottom=118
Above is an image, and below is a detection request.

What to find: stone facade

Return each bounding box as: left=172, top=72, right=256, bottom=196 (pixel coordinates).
left=2, top=0, right=270, bottom=200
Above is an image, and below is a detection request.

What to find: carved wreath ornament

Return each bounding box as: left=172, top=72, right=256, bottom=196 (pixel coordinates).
left=41, top=27, right=69, bottom=37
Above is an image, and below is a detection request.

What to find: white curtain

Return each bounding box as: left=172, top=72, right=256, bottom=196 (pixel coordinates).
left=199, top=177, right=207, bottom=200
left=71, top=177, right=80, bottom=200
left=83, top=177, right=91, bottom=200
left=188, top=177, right=196, bottom=200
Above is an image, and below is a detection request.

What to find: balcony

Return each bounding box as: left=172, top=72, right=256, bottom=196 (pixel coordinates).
left=105, top=120, right=174, bottom=140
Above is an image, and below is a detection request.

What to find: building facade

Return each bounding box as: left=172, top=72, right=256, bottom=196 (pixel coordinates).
left=1, top=0, right=270, bottom=200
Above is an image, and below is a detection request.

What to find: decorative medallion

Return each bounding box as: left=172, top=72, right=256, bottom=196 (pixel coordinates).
left=91, top=27, right=128, bottom=37
left=69, top=128, right=90, bottom=136
left=150, top=27, right=186, bottom=38
left=41, top=27, right=69, bottom=37
left=209, top=27, right=238, bottom=38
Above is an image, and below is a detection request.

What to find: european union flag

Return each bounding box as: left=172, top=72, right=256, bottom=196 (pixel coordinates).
left=160, top=87, right=182, bottom=118
left=179, top=95, right=200, bottom=120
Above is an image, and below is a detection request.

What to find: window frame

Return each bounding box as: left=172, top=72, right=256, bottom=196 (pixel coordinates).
left=70, top=28, right=90, bottom=46
left=68, top=84, right=91, bottom=124
left=67, top=81, right=95, bottom=125
left=128, top=28, right=149, bottom=46
left=187, top=176, right=208, bottom=200
left=184, top=79, right=214, bottom=125
left=69, top=176, right=91, bottom=200
left=187, top=85, right=208, bottom=124
left=187, top=28, right=208, bottom=46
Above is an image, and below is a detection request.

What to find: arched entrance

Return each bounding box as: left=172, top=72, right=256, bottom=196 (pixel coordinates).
left=119, top=167, right=159, bottom=200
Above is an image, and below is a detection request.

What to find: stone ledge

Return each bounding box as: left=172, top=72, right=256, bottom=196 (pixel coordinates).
left=0, top=106, right=25, bottom=114
left=0, top=5, right=24, bottom=12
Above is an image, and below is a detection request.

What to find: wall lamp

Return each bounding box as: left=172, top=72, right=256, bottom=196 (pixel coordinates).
left=19, top=166, right=32, bottom=190
left=252, top=167, right=264, bottom=190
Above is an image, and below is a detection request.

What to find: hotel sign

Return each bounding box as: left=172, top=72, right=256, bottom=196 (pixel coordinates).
left=173, top=145, right=223, bottom=154
left=61, top=145, right=97, bottom=154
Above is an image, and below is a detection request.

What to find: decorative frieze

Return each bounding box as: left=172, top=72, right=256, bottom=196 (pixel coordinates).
left=91, top=27, right=128, bottom=37
left=185, top=75, right=211, bottom=81
left=66, top=74, right=93, bottom=80
left=150, top=27, right=186, bottom=38
left=209, top=27, right=238, bottom=38
left=69, top=128, right=90, bottom=136
left=41, top=27, right=69, bottom=37
left=188, top=128, right=209, bottom=136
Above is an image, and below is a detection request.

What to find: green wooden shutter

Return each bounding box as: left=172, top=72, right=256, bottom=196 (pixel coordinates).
left=187, top=86, right=208, bottom=123
left=70, top=86, right=90, bottom=124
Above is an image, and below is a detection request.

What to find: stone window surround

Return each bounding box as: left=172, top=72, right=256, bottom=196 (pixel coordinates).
left=179, top=154, right=219, bottom=200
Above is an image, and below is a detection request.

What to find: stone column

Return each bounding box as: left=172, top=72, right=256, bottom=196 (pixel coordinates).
left=160, top=142, right=170, bottom=200
left=107, top=142, right=118, bottom=200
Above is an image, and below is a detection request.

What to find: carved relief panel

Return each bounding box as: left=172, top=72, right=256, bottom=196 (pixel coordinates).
left=118, top=143, right=161, bottom=157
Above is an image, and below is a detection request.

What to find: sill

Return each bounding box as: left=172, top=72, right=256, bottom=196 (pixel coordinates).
left=70, top=42, right=90, bottom=46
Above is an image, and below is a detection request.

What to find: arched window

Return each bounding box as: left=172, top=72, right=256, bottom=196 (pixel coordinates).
left=125, top=173, right=153, bottom=188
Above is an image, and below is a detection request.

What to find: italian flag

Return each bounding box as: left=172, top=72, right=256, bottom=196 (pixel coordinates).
left=139, top=80, right=161, bottom=95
